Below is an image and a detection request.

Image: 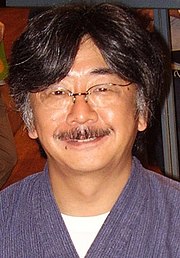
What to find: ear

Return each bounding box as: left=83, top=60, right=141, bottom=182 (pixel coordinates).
left=28, top=128, right=38, bottom=139
left=137, top=114, right=147, bottom=132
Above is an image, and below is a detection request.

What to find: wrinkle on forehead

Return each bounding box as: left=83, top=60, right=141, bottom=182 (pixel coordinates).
left=67, top=37, right=109, bottom=78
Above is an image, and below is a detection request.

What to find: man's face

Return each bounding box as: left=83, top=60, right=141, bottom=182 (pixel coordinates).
left=29, top=38, right=147, bottom=173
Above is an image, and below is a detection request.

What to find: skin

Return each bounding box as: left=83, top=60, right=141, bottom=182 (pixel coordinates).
left=29, top=37, right=147, bottom=216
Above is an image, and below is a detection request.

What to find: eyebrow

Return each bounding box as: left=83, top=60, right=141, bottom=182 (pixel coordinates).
left=90, top=68, right=115, bottom=75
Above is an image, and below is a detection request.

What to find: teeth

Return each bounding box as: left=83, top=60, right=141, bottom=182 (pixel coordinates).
left=71, top=137, right=96, bottom=142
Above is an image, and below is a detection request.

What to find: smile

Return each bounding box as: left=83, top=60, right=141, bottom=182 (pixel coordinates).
left=53, top=126, right=112, bottom=142
left=68, top=137, right=97, bottom=143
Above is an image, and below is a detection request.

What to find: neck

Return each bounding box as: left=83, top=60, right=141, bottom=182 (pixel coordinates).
left=48, top=158, right=132, bottom=216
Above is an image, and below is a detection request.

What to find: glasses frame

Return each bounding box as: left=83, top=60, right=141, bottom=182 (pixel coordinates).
left=58, top=82, right=132, bottom=104
left=38, top=82, right=133, bottom=109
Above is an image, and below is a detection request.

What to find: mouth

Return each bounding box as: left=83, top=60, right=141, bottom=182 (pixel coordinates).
left=53, top=126, right=112, bottom=144
left=69, top=137, right=97, bottom=143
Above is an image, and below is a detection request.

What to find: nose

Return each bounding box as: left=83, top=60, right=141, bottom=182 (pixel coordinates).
left=66, top=94, right=98, bottom=125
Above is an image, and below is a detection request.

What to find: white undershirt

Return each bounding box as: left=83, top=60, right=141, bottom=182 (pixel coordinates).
left=62, top=212, right=109, bottom=258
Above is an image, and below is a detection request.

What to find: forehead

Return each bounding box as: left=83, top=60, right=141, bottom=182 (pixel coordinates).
left=68, top=37, right=109, bottom=77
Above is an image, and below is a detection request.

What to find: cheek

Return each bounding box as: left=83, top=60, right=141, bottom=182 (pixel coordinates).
left=97, top=100, right=137, bottom=128
left=32, top=107, right=69, bottom=137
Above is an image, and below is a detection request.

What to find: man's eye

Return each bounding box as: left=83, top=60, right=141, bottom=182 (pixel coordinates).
left=94, top=87, right=108, bottom=92
left=52, top=90, right=66, bottom=96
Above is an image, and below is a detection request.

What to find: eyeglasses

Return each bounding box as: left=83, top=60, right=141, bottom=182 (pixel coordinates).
left=38, top=82, right=132, bottom=109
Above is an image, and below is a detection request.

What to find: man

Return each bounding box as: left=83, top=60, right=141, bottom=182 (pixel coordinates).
left=0, top=21, right=17, bottom=188
left=0, top=3, right=179, bottom=257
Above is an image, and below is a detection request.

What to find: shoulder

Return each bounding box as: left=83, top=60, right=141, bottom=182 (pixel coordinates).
left=134, top=157, right=180, bottom=205
left=0, top=171, right=45, bottom=222
left=135, top=159, right=180, bottom=228
left=143, top=166, right=179, bottom=198
left=134, top=159, right=180, bottom=252
left=0, top=171, right=44, bottom=195
left=127, top=158, right=180, bottom=255
left=134, top=157, right=179, bottom=188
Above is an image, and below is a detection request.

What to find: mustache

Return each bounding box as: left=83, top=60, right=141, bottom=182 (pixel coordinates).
left=53, top=126, right=112, bottom=141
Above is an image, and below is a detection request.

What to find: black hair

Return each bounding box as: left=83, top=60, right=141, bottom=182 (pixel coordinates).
left=9, top=2, right=170, bottom=158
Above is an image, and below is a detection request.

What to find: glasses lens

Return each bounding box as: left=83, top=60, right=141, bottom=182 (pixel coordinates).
left=39, top=87, right=70, bottom=108
left=38, top=82, right=131, bottom=108
left=88, top=84, right=123, bottom=107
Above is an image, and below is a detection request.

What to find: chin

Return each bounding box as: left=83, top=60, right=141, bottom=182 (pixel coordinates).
left=63, top=158, right=109, bottom=174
